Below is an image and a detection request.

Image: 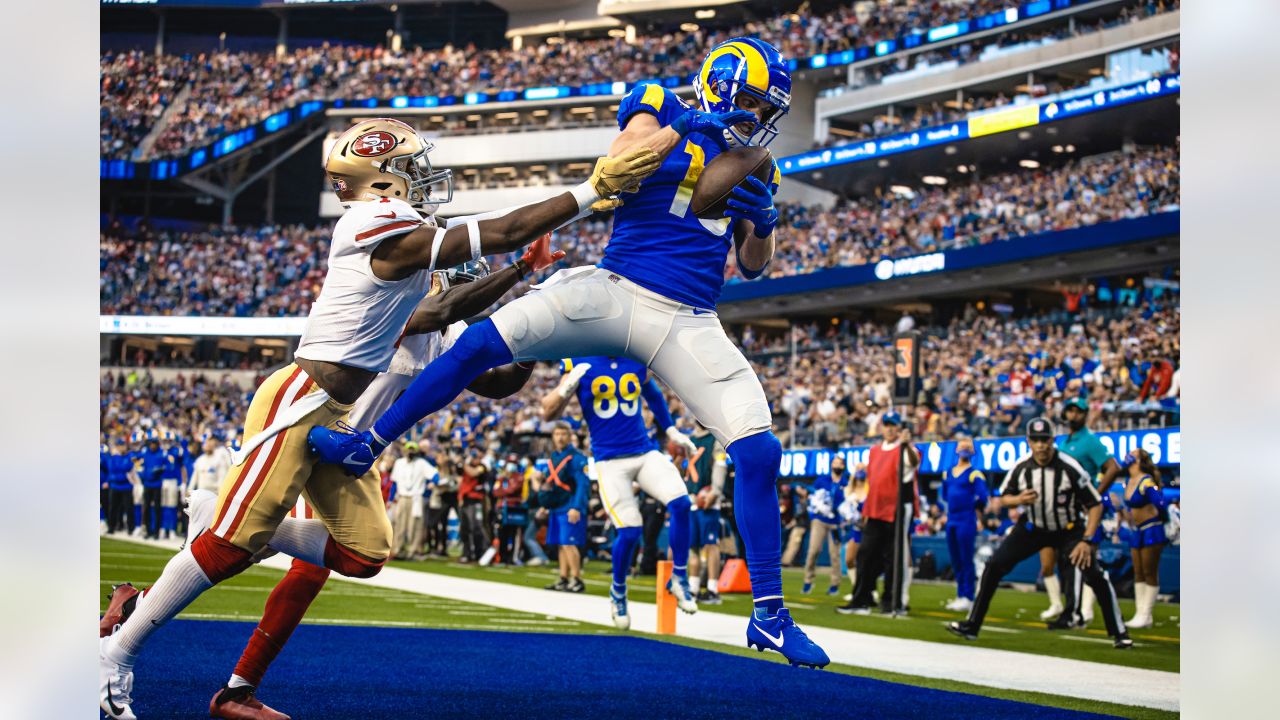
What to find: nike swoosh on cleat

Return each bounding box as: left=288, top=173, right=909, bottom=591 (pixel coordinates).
left=342, top=452, right=366, bottom=467
left=106, top=679, right=125, bottom=716
left=752, top=623, right=784, bottom=647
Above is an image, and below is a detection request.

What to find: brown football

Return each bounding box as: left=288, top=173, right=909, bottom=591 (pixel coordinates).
left=690, top=145, right=774, bottom=220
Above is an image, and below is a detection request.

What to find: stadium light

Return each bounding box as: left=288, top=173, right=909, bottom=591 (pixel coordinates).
left=922, top=175, right=947, bottom=185
left=680, top=23, right=699, bottom=32
left=1019, top=159, right=1040, bottom=168
left=695, top=9, right=716, bottom=19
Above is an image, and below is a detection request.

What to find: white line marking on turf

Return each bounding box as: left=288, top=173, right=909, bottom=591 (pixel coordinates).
left=1060, top=635, right=1123, bottom=645
left=106, top=535, right=1178, bottom=712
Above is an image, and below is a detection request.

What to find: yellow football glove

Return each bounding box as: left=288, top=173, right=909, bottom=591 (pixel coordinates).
left=589, top=147, right=661, bottom=198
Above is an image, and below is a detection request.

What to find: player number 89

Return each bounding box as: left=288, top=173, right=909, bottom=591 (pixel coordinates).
left=591, top=373, right=641, bottom=419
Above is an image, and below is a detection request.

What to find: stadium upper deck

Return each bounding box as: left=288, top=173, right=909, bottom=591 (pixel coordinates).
left=102, top=0, right=1176, bottom=170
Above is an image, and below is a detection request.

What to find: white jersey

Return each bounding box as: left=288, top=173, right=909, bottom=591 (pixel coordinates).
left=347, top=320, right=468, bottom=430
left=295, top=197, right=436, bottom=372
left=191, top=447, right=233, bottom=493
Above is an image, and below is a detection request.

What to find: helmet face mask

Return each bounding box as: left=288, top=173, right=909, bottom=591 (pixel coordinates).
left=693, top=38, right=792, bottom=148
left=389, top=142, right=454, bottom=208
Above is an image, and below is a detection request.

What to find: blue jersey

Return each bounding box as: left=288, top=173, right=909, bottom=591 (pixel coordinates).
left=105, top=453, right=134, bottom=491
left=943, top=465, right=989, bottom=519
left=162, top=445, right=184, bottom=481
left=601, top=84, right=780, bottom=310
left=563, top=357, right=656, bottom=462
left=138, top=448, right=167, bottom=488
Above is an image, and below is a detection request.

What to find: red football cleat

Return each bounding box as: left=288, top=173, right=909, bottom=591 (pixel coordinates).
left=209, top=684, right=291, bottom=720
left=100, top=583, right=141, bottom=638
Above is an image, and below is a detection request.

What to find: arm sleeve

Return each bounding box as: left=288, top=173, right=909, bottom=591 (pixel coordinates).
left=1141, top=479, right=1165, bottom=508
left=574, top=457, right=591, bottom=511
left=617, top=84, right=685, bottom=130
left=641, top=378, right=675, bottom=432
left=973, top=470, right=989, bottom=506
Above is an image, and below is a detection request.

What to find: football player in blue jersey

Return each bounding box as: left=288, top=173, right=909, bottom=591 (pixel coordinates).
left=310, top=37, right=830, bottom=668
left=541, top=357, right=699, bottom=629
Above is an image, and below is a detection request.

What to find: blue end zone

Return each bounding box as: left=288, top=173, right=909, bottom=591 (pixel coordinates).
left=126, top=620, right=1117, bottom=719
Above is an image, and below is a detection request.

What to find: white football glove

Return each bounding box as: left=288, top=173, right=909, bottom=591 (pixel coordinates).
left=665, top=426, right=697, bottom=455
left=557, top=362, right=592, bottom=398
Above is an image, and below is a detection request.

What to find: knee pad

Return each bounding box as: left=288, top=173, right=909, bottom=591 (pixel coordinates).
left=323, top=537, right=386, bottom=579
left=190, top=532, right=254, bottom=584
left=667, top=495, right=692, bottom=515
left=728, top=431, right=782, bottom=471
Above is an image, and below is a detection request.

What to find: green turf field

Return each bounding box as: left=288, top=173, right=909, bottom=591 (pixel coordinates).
left=102, top=538, right=1177, bottom=720
left=385, top=552, right=1180, bottom=673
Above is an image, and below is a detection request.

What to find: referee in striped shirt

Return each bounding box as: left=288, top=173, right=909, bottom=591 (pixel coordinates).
left=947, top=417, right=1133, bottom=649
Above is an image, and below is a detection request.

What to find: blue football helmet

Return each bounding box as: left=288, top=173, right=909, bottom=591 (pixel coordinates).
left=692, top=37, right=792, bottom=147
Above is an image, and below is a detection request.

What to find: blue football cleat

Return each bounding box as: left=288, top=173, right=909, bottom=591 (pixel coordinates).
left=801, top=582, right=812, bottom=594
left=307, top=423, right=377, bottom=477
left=746, top=608, right=831, bottom=669
left=666, top=574, right=698, bottom=614
left=610, top=587, right=630, bottom=630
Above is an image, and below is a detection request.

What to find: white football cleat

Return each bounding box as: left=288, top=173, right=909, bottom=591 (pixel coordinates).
left=99, top=637, right=137, bottom=719
left=610, top=588, right=631, bottom=630
left=945, top=597, right=973, bottom=612
left=666, top=574, right=699, bottom=614
left=1039, top=602, right=1063, bottom=620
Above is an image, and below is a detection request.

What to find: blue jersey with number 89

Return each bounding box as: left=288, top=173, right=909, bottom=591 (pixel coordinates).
left=563, top=357, right=655, bottom=461
left=601, top=84, right=779, bottom=310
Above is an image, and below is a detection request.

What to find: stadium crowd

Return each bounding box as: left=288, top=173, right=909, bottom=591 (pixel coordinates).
left=100, top=144, right=1179, bottom=317
left=100, top=285, right=1179, bottom=575
left=100, top=0, right=1177, bottom=159
left=101, top=284, right=1179, bottom=455
left=765, top=145, right=1180, bottom=278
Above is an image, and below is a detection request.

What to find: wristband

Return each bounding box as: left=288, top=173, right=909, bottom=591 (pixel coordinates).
left=466, top=220, right=482, bottom=261
left=513, top=258, right=529, bottom=280
left=571, top=180, right=601, bottom=214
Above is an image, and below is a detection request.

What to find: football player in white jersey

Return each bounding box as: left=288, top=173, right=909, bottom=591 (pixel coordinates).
left=203, top=254, right=552, bottom=720
left=99, top=117, right=658, bottom=719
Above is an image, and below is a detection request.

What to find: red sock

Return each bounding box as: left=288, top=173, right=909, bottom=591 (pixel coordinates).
left=232, top=558, right=330, bottom=686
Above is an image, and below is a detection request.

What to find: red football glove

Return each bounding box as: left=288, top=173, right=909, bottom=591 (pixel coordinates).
left=520, top=233, right=566, bottom=275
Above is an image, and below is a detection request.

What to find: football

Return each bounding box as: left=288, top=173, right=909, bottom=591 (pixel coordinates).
left=690, top=145, right=774, bottom=220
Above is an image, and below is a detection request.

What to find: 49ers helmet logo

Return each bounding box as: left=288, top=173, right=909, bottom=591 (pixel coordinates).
left=351, top=130, right=397, bottom=157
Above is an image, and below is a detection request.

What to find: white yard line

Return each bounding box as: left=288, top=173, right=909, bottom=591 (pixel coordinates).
left=108, top=535, right=1179, bottom=711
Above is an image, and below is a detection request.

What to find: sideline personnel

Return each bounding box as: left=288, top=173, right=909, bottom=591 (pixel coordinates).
left=947, top=418, right=1132, bottom=649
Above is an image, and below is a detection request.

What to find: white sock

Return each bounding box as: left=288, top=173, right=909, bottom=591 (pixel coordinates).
left=690, top=576, right=702, bottom=594
left=708, top=578, right=718, bottom=594
left=1081, top=584, right=1097, bottom=617
left=267, top=517, right=331, bottom=566
left=106, top=546, right=212, bottom=663
left=228, top=674, right=253, bottom=689
left=1044, top=574, right=1062, bottom=607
